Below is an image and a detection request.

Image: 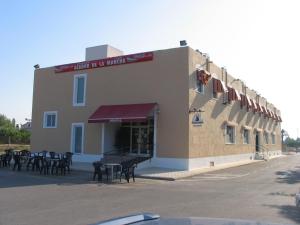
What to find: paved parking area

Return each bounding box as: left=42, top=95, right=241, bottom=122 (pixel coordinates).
left=1, top=155, right=300, bottom=225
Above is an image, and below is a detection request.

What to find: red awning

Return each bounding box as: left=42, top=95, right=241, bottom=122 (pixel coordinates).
left=250, top=99, right=257, bottom=111
left=88, top=103, right=157, bottom=123
left=228, top=87, right=241, bottom=102
left=245, top=95, right=252, bottom=107
left=196, top=69, right=211, bottom=85
left=212, top=78, right=228, bottom=93
left=257, top=103, right=263, bottom=113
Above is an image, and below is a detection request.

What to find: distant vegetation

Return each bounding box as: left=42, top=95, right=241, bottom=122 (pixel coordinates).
left=284, top=137, right=300, bottom=148
left=0, top=114, right=30, bottom=144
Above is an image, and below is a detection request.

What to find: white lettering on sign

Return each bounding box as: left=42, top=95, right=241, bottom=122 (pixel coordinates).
left=54, top=51, right=153, bottom=73
left=74, top=63, right=90, bottom=70
left=106, top=57, right=126, bottom=66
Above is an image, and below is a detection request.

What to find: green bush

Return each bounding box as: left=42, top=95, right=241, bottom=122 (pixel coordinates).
left=0, top=114, right=30, bottom=144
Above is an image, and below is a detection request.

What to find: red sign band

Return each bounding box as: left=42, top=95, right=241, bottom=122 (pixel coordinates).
left=54, top=52, right=154, bottom=73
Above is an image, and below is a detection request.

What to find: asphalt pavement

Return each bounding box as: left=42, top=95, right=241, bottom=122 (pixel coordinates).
left=0, top=155, right=300, bottom=225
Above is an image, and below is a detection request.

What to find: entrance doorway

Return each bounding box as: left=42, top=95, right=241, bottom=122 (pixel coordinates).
left=255, top=131, right=260, bottom=152
left=129, top=119, right=154, bottom=155
left=131, top=126, right=153, bottom=155
left=112, top=119, right=154, bottom=156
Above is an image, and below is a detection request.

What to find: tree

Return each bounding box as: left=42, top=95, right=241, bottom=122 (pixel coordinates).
left=284, top=137, right=300, bottom=148
left=0, top=114, right=31, bottom=144
left=0, top=114, right=12, bottom=127
left=11, top=118, right=16, bottom=127
left=18, top=129, right=30, bottom=144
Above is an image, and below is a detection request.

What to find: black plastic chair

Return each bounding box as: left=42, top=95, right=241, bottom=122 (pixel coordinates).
left=2, top=149, right=13, bottom=168
left=64, top=152, right=73, bottom=165
left=49, top=151, right=56, bottom=159
left=39, top=150, right=48, bottom=157
left=93, top=161, right=103, bottom=181
left=40, top=157, right=51, bottom=175
left=119, top=160, right=137, bottom=183
left=20, top=150, right=31, bottom=165
left=13, top=151, right=22, bottom=171
left=51, top=156, right=70, bottom=175
left=26, top=154, right=42, bottom=172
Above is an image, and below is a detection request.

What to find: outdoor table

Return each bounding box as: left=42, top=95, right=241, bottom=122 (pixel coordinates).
left=103, top=163, right=122, bottom=182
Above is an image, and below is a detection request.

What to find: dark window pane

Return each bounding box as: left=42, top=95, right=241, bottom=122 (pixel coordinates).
left=51, top=115, right=56, bottom=127
left=76, top=77, right=85, bottom=104
left=74, top=126, right=83, bottom=153
left=46, top=115, right=52, bottom=127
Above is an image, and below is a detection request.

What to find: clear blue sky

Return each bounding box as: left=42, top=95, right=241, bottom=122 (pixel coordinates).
left=0, top=0, right=299, bottom=137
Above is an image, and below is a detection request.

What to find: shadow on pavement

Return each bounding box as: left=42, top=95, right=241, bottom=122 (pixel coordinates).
left=0, top=168, right=129, bottom=188
left=264, top=204, right=300, bottom=224
left=275, top=169, right=300, bottom=184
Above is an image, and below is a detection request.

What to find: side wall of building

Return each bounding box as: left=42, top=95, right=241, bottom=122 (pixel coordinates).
left=187, top=48, right=282, bottom=169
left=31, top=47, right=190, bottom=161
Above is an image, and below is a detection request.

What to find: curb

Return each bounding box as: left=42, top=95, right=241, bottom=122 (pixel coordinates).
left=135, top=175, right=175, bottom=181
left=135, top=159, right=265, bottom=181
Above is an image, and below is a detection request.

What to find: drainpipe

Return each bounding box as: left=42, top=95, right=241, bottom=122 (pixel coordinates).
left=205, top=54, right=212, bottom=72
left=205, top=56, right=210, bottom=72
left=221, top=67, right=224, bottom=81
left=266, top=101, right=268, bottom=120
left=225, top=68, right=228, bottom=86
left=221, top=67, right=228, bottom=104
left=245, top=85, right=248, bottom=111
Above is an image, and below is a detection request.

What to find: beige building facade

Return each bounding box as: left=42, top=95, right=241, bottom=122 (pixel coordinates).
left=31, top=45, right=282, bottom=170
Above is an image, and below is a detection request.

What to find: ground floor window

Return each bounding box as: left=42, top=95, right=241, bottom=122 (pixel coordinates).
left=264, top=132, right=269, bottom=144
left=255, top=131, right=260, bottom=152
left=225, top=125, right=235, bottom=144
left=243, top=129, right=250, bottom=144
left=71, top=123, right=84, bottom=154
left=43, top=111, right=57, bottom=128
left=271, top=133, right=275, bottom=144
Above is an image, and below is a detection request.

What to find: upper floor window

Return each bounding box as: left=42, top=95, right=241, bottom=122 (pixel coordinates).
left=73, top=74, right=87, bottom=106
left=43, top=111, right=57, bottom=128
left=196, top=70, right=209, bottom=94
left=225, top=125, right=235, bottom=144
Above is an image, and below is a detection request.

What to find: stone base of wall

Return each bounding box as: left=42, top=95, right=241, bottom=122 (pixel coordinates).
left=139, top=150, right=282, bottom=171
left=266, top=150, right=282, bottom=159
left=139, top=152, right=254, bottom=170
left=72, top=150, right=282, bottom=171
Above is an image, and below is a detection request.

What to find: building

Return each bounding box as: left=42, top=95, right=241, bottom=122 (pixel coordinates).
left=21, top=121, right=32, bottom=132
left=31, top=44, right=282, bottom=171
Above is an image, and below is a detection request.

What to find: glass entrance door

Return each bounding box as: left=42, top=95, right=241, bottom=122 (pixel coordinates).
left=139, top=127, right=149, bottom=154
left=131, top=127, right=140, bottom=154
left=71, top=123, right=84, bottom=154
left=130, top=126, right=150, bottom=155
